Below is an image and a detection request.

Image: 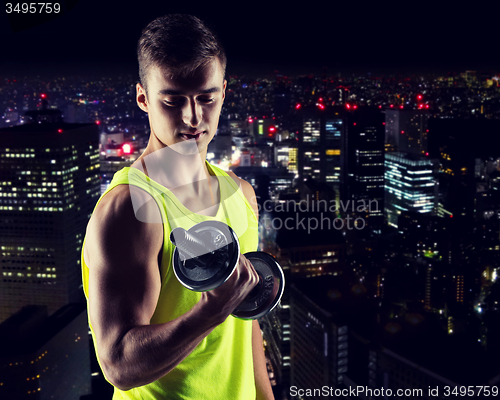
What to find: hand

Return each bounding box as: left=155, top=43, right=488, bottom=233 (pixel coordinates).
left=200, top=253, right=260, bottom=321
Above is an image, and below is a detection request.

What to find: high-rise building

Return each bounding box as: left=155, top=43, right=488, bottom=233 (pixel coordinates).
left=428, top=117, right=500, bottom=220
left=260, top=297, right=290, bottom=397
left=259, top=206, right=345, bottom=397
left=0, top=304, right=91, bottom=399
left=290, top=284, right=348, bottom=392
left=274, top=139, right=298, bottom=175
left=384, top=152, right=438, bottom=228
left=259, top=205, right=346, bottom=277
left=344, top=107, right=385, bottom=230
left=296, top=105, right=346, bottom=192
left=385, top=109, right=430, bottom=156
left=0, top=122, right=100, bottom=321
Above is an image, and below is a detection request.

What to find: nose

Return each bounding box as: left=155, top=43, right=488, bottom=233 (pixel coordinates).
left=183, top=98, right=202, bottom=128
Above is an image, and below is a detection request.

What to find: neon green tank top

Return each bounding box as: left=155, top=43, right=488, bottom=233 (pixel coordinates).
left=81, top=161, right=259, bottom=399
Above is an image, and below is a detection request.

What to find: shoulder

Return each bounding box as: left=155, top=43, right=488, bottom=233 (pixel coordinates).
left=93, top=184, right=162, bottom=228
left=226, top=170, right=254, bottom=197
left=226, top=170, right=259, bottom=220
left=84, top=184, right=163, bottom=267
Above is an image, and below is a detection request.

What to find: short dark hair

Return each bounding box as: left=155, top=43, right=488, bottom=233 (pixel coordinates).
left=137, top=14, right=227, bottom=93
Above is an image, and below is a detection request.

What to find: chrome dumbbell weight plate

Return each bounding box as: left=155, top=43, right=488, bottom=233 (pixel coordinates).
left=170, top=220, right=285, bottom=319
left=232, top=252, right=285, bottom=320
left=171, top=221, right=240, bottom=291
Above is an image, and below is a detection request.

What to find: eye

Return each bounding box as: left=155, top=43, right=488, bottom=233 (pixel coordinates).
left=164, top=97, right=184, bottom=107
left=197, top=96, right=215, bottom=104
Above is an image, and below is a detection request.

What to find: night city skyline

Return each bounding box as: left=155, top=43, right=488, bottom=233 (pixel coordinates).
left=1, top=3, right=500, bottom=400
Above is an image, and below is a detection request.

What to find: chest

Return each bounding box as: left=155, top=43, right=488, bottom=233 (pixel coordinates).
left=170, top=175, right=220, bottom=217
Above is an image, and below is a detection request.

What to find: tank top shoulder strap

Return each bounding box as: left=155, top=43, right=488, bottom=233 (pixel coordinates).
left=206, top=162, right=251, bottom=209
left=103, top=166, right=170, bottom=229
left=206, top=162, right=241, bottom=193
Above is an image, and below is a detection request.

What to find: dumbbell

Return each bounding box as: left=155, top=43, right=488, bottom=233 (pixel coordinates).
left=169, top=220, right=285, bottom=320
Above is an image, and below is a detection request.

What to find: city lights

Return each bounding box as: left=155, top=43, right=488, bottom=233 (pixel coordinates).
left=1, top=63, right=499, bottom=399
left=122, top=143, right=132, bottom=154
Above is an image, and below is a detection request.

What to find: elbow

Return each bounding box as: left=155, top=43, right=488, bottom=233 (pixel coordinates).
left=101, top=359, right=135, bottom=392
left=110, top=379, right=132, bottom=392
left=112, top=380, right=135, bottom=393
left=95, top=331, right=148, bottom=391
left=98, top=345, right=137, bottom=391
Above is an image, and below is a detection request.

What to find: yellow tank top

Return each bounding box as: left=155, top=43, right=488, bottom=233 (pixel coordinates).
left=81, top=161, right=259, bottom=399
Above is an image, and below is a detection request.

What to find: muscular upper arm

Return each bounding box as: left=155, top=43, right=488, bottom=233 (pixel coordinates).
left=84, top=185, right=163, bottom=364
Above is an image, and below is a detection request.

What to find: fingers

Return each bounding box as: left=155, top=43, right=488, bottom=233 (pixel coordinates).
left=211, top=254, right=258, bottom=300
left=235, top=253, right=259, bottom=290
left=199, top=254, right=264, bottom=320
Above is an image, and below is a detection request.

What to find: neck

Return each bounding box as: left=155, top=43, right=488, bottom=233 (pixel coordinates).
left=135, top=140, right=211, bottom=191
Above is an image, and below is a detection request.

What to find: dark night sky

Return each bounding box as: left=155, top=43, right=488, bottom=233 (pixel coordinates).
left=1, top=1, right=498, bottom=77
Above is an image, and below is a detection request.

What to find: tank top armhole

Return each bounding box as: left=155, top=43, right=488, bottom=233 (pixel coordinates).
left=208, top=163, right=259, bottom=226
left=107, top=167, right=169, bottom=280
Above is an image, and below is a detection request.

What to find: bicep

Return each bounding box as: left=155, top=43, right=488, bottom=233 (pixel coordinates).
left=85, top=187, right=163, bottom=355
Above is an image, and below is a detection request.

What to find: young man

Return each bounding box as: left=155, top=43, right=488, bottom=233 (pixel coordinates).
left=82, top=14, right=274, bottom=400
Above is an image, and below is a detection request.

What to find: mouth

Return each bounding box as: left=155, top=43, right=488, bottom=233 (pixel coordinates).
left=179, top=131, right=205, bottom=141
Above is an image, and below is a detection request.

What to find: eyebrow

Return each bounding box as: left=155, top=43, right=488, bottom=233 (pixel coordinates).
left=158, top=87, right=220, bottom=96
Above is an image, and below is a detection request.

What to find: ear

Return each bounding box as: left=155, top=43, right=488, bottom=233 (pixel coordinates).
left=136, top=83, right=148, bottom=113
left=222, top=79, right=227, bottom=102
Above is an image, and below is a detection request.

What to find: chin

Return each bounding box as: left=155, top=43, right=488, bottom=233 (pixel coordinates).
left=167, top=139, right=204, bottom=156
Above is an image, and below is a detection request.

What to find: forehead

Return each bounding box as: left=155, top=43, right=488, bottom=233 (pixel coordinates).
left=147, top=58, right=225, bottom=94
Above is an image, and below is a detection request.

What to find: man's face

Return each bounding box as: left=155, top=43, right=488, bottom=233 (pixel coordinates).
left=136, top=58, right=226, bottom=155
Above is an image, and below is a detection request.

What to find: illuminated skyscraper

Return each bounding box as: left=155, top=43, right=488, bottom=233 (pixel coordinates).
left=296, top=105, right=385, bottom=227
left=274, top=139, right=298, bottom=175
left=290, top=283, right=348, bottom=391
left=296, top=105, right=345, bottom=191
left=385, top=109, right=429, bottom=156
left=345, top=107, right=385, bottom=230
left=384, top=152, right=438, bottom=228
left=0, top=122, right=100, bottom=322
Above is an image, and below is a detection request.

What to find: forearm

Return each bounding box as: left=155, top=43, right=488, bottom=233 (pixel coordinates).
left=252, top=320, right=275, bottom=400
left=100, top=297, right=223, bottom=391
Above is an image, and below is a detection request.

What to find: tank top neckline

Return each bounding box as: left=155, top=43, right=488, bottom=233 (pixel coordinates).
left=124, top=160, right=226, bottom=221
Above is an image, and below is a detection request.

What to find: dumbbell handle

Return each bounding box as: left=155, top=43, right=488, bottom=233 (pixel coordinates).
left=171, top=227, right=215, bottom=256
